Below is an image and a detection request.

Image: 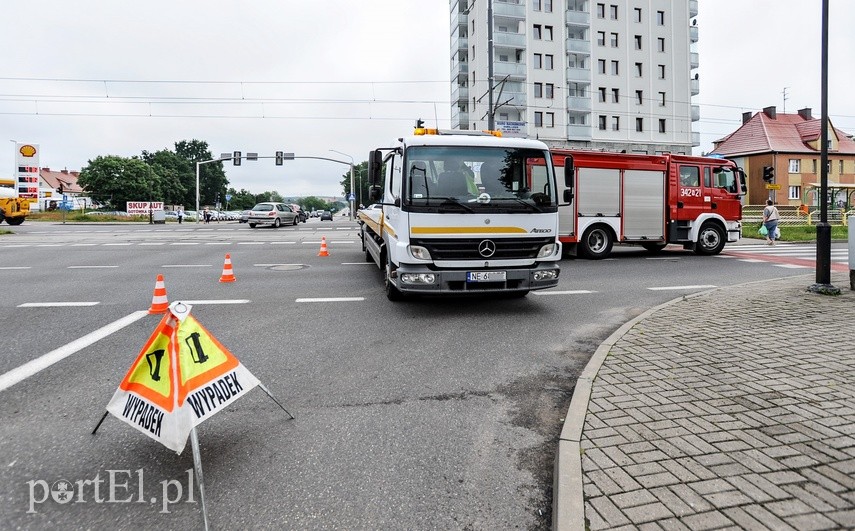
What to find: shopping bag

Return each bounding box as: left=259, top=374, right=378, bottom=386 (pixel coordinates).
left=759, top=225, right=768, bottom=236
left=774, top=227, right=780, bottom=239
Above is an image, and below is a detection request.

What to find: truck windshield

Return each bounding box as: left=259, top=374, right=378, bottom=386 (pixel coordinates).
left=712, top=167, right=740, bottom=194
left=404, top=146, right=557, bottom=213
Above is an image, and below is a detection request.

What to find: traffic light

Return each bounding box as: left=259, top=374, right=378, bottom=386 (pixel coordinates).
left=58, top=183, right=64, bottom=194
left=275, top=151, right=284, bottom=166
left=233, top=151, right=242, bottom=166
left=762, top=166, right=774, bottom=183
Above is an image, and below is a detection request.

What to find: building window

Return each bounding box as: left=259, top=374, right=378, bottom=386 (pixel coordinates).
left=545, top=25, right=553, bottom=40
left=840, top=160, right=844, bottom=174
left=544, top=0, right=552, bottom=12
left=659, top=91, right=666, bottom=105
left=597, top=3, right=605, bottom=18
left=636, top=117, right=644, bottom=132
left=598, top=59, right=606, bottom=74
left=610, top=5, right=618, bottom=19
left=534, top=53, right=542, bottom=69
left=633, top=7, right=642, bottom=22
left=611, top=88, right=619, bottom=103
left=533, top=0, right=541, bottom=11
left=545, top=83, right=554, bottom=99
left=658, top=64, right=666, bottom=79
left=635, top=62, right=642, bottom=77
left=788, top=159, right=800, bottom=173
left=612, top=116, right=620, bottom=131
left=611, top=33, right=619, bottom=47
left=789, top=186, right=801, bottom=200
left=659, top=118, right=666, bottom=133
left=636, top=90, right=643, bottom=105
left=533, top=25, right=542, bottom=40
left=657, top=38, right=665, bottom=52
left=534, top=83, right=543, bottom=98
left=546, top=112, right=555, bottom=127
left=634, top=35, right=642, bottom=50
left=656, top=10, right=665, bottom=25
left=598, top=87, right=607, bottom=102
left=611, top=60, right=619, bottom=75
left=597, top=31, right=606, bottom=46
left=535, top=112, right=543, bottom=127
left=546, top=55, right=554, bottom=70
left=813, top=159, right=817, bottom=173
left=598, top=115, right=607, bottom=130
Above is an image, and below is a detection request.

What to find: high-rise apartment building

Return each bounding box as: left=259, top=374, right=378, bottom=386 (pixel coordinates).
left=450, top=0, right=699, bottom=155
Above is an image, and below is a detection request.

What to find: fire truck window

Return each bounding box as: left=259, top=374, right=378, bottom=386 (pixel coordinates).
left=704, top=167, right=711, bottom=187
left=679, top=166, right=700, bottom=187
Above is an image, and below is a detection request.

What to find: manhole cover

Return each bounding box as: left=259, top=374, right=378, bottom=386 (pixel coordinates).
left=268, top=264, right=307, bottom=271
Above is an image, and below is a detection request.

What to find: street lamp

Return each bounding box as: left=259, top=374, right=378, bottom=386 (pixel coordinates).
left=329, top=149, right=355, bottom=221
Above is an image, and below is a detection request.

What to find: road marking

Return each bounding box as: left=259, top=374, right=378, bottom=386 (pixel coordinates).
left=2, top=245, right=30, bottom=248
left=238, top=242, right=265, bottom=245
left=0, top=310, right=149, bottom=393
left=37, top=244, right=63, bottom=247
left=0, top=266, right=31, bottom=270
left=774, top=264, right=811, bottom=269
left=139, top=242, right=166, bottom=246
left=71, top=243, right=98, bottom=247
left=162, top=264, right=212, bottom=268
left=737, top=259, right=766, bottom=263
left=18, top=302, right=100, bottom=307
left=104, top=243, right=133, bottom=246
left=270, top=241, right=296, bottom=245
left=253, top=263, right=303, bottom=267
left=533, top=290, right=596, bottom=296
left=67, top=265, right=119, bottom=269
left=647, top=285, right=717, bottom=291
left=296, top=297, right=365, bottom=303
left=342, top=262, right=374, bottom=265
left=179, top=299, right=251, bottom=305
left=170, top=242, right=200, bottom=246
left=204, top=242, right=232, bottom=245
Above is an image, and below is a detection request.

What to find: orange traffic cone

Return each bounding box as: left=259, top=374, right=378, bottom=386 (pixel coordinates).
left=148, top=274, right=169, bottom=314
left=219, top=253, right=236, bottom=283
left=318, top=236, right=330, bottom=257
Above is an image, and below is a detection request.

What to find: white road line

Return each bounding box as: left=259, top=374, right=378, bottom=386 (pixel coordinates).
left=533, top=290, right=597, bottom=296
left=737, top=259, right=767, bottom=263
left=238, top=242, right=265, bottom=245
left=71, top=244, right=98, bottom=247
left=647, top=285, right=717, bottom=291
left=139, top=242, right=166, bottom=246
left=67, top=265, right=119, bottom=269
left=161, top=264, right=212, bottom=268
left=18, top=302, right=100, bottom=307
left=270, top=241, right=296, bottom=245
left=2, top=245, right=30, bottom=248
left=104, top=243, right=133, bottom=246
left=774, top=264, right=811, bottom=269
left=342, top=262, right=374, bottom=265
left=0, top=310, right=148, bottom=393
left=204, top=242, right=232, bottom=245
left=171, top=242, right=200, bottom=246
left=0, top=266, right=31, bottom=270
left=645, top=257, right=681, bottom=260
left=37, top=244, right=63, bottom=247
left=179, top=299, right=251, bottom=305
left=296, top=297, right=365, bottom=303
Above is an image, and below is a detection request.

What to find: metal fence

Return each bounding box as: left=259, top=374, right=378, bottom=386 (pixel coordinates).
left=742, top=205, right=854, bottom=226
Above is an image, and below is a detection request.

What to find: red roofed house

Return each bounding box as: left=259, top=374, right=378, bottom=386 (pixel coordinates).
left=38, top=167, right=84, bottom=211
left=711, top=106, right=855, bottom=207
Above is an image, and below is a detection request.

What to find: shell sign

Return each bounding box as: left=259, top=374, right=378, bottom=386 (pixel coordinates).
left=19, top=144, right=37, bottom=157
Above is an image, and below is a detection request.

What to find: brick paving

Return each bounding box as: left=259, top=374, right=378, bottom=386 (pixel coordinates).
left=559, top=273, right=855, bottom=530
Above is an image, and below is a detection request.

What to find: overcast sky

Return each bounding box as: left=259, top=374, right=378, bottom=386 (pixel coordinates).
left=1, top=1, right=853, bottom=199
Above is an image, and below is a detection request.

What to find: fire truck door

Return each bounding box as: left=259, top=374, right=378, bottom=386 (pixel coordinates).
left=676, top=165, right=705, bottom=221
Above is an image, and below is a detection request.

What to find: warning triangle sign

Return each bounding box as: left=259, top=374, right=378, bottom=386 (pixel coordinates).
left=105, top=302, right=259, bottom=453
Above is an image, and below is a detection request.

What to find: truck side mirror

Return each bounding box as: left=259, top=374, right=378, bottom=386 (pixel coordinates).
left=369, top=186, right=382, bottom=202
left=368, top=150, right=383, bottom=186
left=563, top=156, right=574, bottom=187
left=563, top=189, right=574, bottom=203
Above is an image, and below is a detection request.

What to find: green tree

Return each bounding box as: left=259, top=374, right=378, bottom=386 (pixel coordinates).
left=339, top=161, right=371, bottom=206
left=225, top=188, right=257, bottom=210
left=174, top=140, right=228, bottom=207
left=78, top=156, right=159, bottom=210
left=141, top=149, right=191, bottom=206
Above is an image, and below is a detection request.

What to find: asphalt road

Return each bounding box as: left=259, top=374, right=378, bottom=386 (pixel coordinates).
left=0, top=220, right=826, bottom=530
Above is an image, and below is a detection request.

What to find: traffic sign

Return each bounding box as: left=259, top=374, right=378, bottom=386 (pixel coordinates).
left=347, top=193, right=356, bottom=201
left=225, top=194, right=232, bottom=201
left=765, top=184, right=781, bottom=190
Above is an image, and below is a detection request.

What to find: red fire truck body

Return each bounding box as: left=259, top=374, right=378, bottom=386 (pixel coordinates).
left=550, top=150, right=746, bottom=259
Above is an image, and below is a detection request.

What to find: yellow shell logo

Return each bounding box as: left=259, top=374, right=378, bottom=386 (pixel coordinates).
left=19, top=145, right=37, bottom=157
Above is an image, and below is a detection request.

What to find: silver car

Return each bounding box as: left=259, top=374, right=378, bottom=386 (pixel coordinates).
left=247, top=202, right=298, bottom=228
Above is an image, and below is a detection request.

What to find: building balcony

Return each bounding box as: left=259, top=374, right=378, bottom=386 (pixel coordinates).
left=690, top=78, right=699, bottom=96
left=451, top=35, right=468, bottom=51
left=451, top=86, right=469, bottom=102
left=692, top=131, right=700, bottom=147
left=565, top=10, right=591, bottom=28
left=494, top=31, right=525, bottom=48
left=493, top=1, right=525, bottom=19
left=689, top=26, right=698, bottom=43
left=567, top=123, right=593, bottom=139
left=565, top=38, right=591, bottom=54
left=690, top=52, right=699, bottom=70
left=493, top=61, right=527, bottom=78
left=691, top=104, right=700, bottom=122
left=497, top=91, right=526, bottom=108
left=452, top=12, right=467, bottom=28
left=567, top=95, right=591, bottom=112
left=689, top=0, right=698, bottom=18
left=451, top=109, right=469, bottom=126
left=566, top=66, right=591, bottom=83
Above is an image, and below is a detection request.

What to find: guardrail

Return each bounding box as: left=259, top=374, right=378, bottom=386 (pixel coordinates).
left=742, top=205, right=854, bottom=226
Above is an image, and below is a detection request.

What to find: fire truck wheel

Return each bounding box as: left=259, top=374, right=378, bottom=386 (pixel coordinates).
left=580, top=225, right=613, bottom=260
left=695, top=223, right=726, bottom=255
left=384, top=257, right=405, bottom=301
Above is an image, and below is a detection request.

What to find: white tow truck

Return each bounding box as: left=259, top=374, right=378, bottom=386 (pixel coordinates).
left=358, top=125, right=562, bottom=300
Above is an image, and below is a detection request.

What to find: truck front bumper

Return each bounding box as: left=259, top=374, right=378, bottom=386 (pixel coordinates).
left=391, top=262, right=560, bottom=295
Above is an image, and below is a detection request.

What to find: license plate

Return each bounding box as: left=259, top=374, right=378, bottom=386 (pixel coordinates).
left=466, top=271, right=506, bottom=282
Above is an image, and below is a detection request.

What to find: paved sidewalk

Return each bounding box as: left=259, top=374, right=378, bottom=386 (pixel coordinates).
left=554, top=272, right=855, bottom=530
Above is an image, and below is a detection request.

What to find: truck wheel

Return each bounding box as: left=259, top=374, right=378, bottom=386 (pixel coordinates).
left=641, top=242, right=668, bottom=253
left=6, top=217, right=24, bottom=226
left=384, top=257, right=404, bottom=301
left=579, top=225, right=613, bottom=260
left=695, top=223, right=726, bottom=255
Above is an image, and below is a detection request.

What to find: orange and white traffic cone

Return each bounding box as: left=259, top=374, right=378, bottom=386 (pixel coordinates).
left=148, top=274, right=169, bottom=314
left=318, top=236, right=330, bottom=257
left=219, top=253, right=236, bottom=283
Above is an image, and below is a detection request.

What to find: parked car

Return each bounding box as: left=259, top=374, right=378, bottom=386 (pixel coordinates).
left=247, top=202, right=298, bottom=228
left=320, top=210, right=333, bottom=221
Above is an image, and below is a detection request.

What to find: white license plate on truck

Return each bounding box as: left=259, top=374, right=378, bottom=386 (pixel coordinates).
left=466, top=271, right=506, bottom=282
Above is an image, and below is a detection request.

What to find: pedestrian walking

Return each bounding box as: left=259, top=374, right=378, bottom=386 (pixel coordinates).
left=204, top=207, right=211, bottom=224
left=762, top=199, right=780, bottom=245
left=177, top=207, right=184, bottom=224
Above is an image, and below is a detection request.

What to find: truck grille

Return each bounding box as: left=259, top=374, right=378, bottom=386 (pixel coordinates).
left=410, top=237, right=552, bottom=260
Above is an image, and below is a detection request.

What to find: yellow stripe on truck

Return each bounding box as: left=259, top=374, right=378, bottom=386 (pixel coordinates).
left=411, top=226, right=528, bottom=235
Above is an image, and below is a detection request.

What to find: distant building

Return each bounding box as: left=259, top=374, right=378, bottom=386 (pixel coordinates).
left=711, top=106, right=855, bottom=207
left=38, top=167, right=87, bottom=211
left=449, top=0, right=699, bottom=154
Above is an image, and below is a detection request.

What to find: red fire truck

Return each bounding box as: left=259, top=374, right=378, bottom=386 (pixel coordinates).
left=550, top=150, right=746, bottom=259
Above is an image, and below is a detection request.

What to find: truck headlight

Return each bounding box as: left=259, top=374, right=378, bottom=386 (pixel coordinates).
left=533, top=270, right=558, bottom=281
left=409, top=245, right=432, bottom=260
left=537, top=243, right=557, bottom=258
left=400, top=273, right=436, bottom=284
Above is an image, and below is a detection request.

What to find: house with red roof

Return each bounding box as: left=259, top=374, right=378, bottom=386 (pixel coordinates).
left=37, top=167, right=85, bottom=211
left=711, top=106, right=855, bottom=207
